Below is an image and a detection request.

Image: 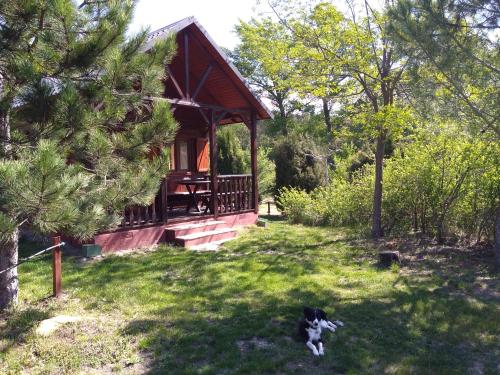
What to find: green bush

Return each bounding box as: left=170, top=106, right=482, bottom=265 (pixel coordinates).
left=317, top=169, right=373, bottom=226
left=257, top=147, right=276, bottom=199
left=277, top=126, right=499, bottom=244
left=277, top=187, right=323, bottom=225
left=273, top=134, right=326, bottom=194
left=217, top=127, right=248, bottom=174
left=382, top=128, right=499, bottom=242
left=277, top=168, right=373, bottom=227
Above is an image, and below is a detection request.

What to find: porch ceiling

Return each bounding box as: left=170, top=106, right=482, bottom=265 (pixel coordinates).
left=143, top=17, right=272, bottom=124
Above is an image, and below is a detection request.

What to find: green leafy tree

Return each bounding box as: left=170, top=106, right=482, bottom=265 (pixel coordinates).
left=389, top=0, right=500, bottom=264
left=257, top=146, right=276, bottom=199
left=0, top=0, right=178, bottom=309
left=233, top=19, right=303, bottom=136
left=389, top=0, right=499, bottom=137
left=268, top=0, right=412, bottom=238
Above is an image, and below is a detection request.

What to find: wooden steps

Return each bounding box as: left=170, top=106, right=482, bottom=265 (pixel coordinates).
left=165, top=220, right=237, bottom=249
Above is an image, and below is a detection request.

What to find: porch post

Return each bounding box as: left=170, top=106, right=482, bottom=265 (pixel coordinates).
left=209, top=110, right=218, bottom=218
left=161, top=177, right=168, bottom=222
left=250, top=111, right=258, bottom=214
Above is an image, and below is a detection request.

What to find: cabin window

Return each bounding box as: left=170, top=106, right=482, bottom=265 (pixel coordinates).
left=172, top=138, right=208, bottom=172
left=177, top=141, right=189, bottom=170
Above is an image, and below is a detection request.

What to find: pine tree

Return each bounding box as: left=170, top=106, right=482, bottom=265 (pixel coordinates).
left=389, top=0, right=499, bottom=265
left=0, top=0, right=178, bottom=309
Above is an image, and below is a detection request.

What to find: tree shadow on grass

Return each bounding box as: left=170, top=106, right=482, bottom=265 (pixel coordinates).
left=102, top=234, right=498, bottom=374
left=15, top=229, right=497, bottom=374
left=119, top=275, right=499, bottom=375
left=0, top=306, right=52, bottom=353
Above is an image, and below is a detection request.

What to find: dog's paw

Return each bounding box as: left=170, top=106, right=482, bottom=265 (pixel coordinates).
left=333, top=320, right=344, bottom=327
left=318, top=348, right=325, bottom=356
left=312, top=348, right=320, bottom=356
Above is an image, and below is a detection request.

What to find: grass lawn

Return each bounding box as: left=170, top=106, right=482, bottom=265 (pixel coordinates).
left=0, top=219, right=498, bottom=374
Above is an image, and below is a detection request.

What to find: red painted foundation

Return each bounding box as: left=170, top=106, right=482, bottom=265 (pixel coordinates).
left=219, top=212, right=258, bottom=227
left=92, top=212, right=258, bottom=252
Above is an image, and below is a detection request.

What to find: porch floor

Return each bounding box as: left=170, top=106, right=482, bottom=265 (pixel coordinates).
left=165, top=207, right=213, bottom=223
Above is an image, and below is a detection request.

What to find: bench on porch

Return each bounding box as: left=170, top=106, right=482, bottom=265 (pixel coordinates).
left=167, top=190, right=211, bottom=211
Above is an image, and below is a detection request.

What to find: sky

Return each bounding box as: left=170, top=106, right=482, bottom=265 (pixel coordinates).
left=129, top=0, right=260, bottom=50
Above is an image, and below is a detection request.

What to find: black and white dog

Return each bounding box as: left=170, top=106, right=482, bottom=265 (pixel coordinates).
left=298, top=307, right=344, bottom=356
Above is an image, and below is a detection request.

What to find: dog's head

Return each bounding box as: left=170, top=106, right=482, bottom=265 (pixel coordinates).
left=303, top=307, right=326, bottom=328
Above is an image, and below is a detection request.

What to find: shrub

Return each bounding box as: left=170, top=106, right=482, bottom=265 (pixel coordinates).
left=277, top=126, right=499, bottom=245
left=273, top=134, right=326, bottom=194
left=258, top=147, right=276, bottom=199
left=277, top=168, right=373, bottom=227
left=382, top=129, right=498, bottom=242
left=217, top=127, right=248, bottom=174
left=277, top=187, right=324, bottom=225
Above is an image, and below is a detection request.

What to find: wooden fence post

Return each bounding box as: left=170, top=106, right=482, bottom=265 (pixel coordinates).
left=52, top=236, right=62, bottom=298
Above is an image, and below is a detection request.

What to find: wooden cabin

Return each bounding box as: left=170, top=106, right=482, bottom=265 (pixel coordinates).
left=92, top=17, right=272, bottom=252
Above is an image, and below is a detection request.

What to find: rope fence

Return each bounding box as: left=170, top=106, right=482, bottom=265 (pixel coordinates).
left=0, top=236, right=65, bottom=297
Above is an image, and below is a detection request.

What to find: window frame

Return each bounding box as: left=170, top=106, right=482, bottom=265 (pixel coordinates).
left=174, top=139, right=193, bottom=171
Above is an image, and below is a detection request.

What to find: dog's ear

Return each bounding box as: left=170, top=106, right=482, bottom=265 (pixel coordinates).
left=317, top=309, right=327, bottom=319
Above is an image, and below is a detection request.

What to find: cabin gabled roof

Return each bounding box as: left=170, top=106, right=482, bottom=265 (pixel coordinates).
left=143, top=17, right=272, bottom=123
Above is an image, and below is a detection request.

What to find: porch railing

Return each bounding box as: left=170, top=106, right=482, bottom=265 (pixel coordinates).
left=121, top=179, right=167, bottom=228
left=216, top=174, right=254, bottom=214
left=120, top=174, right=254, bottom=228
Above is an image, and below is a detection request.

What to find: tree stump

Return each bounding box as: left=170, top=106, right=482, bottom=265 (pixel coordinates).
left=379, top=251, right=400, bottom=267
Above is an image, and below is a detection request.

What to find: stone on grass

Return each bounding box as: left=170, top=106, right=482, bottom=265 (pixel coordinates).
left=35, top=315, right=83, bottom=337
left=379, top=251, right=400, bottom=267
left=257, top=219, right=268, bottom=227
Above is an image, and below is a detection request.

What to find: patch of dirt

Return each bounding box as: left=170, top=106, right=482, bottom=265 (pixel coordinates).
left=236, top=336, right=273, bottom=352
left=76, top=246, right=160, bottom=264
left=472, top=280, right=500, bottom=301
left=35, top=315, right=84, bottom=337
left=80, top=358, right=151, bottom=375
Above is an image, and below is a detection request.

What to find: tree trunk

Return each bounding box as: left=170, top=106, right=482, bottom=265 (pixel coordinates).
left=371, top=133, right=385, bottom=239
left=276, top=95, right=288, bottom=136
left=322, top=97, right=335, bottom=173
left=0, top=228, right=19, bottom=310
left=0, top=109, right=19, bottom=310
left=0, top=109, right=12, bottom=158
left=436, top=220, right=445, bottom=244
left=413, top=205, right=418, bottom=232
left=322, top=97, right=333, bottom=140
left=495, top=206, right=500, bottom=269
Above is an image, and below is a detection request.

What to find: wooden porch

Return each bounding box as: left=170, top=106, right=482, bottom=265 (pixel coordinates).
left=120, top=174, right=256, bottom=228
left=91, top=17, right=271, bottom=252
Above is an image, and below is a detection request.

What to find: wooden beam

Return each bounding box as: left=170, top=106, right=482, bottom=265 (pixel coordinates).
left=157, top=97, right=251, bottom=116
left=161, top=177, right=168, bottom=222
left=214, top=110, right=228, bottom=125
left=197, top=108, right=209, bottom=124
left=241, top=113, right=252, bottom=130
left=250, top=111, right=258, bottom=213
left=208, top=110, right=218, bottom=218
left=184, top=32, right=190, bottom=99
left=166, top=66, right=184, bottom=99
left=192, top=63, right=214, bottom=101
